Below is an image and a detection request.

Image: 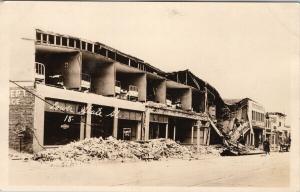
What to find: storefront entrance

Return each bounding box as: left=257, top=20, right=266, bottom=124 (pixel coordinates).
left=117, top=109, right=142, bottom=141
left=91, top=105, right=114, bottom=139
left=44, top=99, right=85, bottom=145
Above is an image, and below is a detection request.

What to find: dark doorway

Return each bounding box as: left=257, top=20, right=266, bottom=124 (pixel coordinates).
left=44, top=112, right=81, bottom=145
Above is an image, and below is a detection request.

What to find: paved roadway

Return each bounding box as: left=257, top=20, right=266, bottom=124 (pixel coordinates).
left=9, top=152, right=289, bottom=187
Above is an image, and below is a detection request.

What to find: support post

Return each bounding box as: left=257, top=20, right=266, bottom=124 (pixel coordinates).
left=173, top=126, right=176, bottom=141
left=206, top=127, right=211, bottom=146
left=197, top=126, right=200, bottom=153
left=137, top=122, right=142, bottom=141
left=197, top=121, right=202, bottom=153
left=191, top=126, right=194, bottom=144
left=203, top=127, right=207, bottom=145
left=144, top=109, right=150, bottom=140
left=113, top=107, right=118, bottom=139
left=165, top=123, right=169, bottom=139
left=85, top=103, right=92, bottom=138
left=80, top=115, right=86, bottom=140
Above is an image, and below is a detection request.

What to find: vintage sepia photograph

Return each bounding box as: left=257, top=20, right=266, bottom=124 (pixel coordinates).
left=0, top=1, right=299, bottom=191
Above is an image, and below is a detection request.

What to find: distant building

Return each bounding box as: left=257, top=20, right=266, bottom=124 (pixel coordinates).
left=265, top=112, right=291, bottom=150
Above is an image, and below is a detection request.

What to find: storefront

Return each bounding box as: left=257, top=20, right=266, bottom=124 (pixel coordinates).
left=44, top=99, right=86, bottom=145
left=91, top=104, right=114, bottom=138
left=149, top=114, right=168, bottom=139
left=117, top=109, right=143, bottom=141
left=168, top=117, right=196, bottom=144
left=253, top=126, right=264, bottom=148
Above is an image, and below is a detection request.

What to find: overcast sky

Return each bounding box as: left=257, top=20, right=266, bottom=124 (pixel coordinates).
left=1, top=2, right=299, bottom=123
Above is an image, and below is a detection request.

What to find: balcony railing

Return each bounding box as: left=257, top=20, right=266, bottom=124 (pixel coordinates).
left=35, top=62, right=45, bottom=83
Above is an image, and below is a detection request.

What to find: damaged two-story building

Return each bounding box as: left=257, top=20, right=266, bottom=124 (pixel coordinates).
left=265, top=112, right=291, bottom=150
left=223, top=98, right=266, bottom=148
left=9, top=29, right=230, bottom=153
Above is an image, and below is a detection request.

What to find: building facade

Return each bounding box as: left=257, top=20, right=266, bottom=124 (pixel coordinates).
left=9, top=29, right=227, bottom=153
left=265, top=112, right=291, bottom=150
left=223, top=98, right=266, bottom=148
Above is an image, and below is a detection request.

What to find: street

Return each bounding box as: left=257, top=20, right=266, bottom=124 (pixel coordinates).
left=9, top=152, right=289, bottom=187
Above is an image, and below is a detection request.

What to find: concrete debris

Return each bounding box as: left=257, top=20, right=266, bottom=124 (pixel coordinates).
left=32, top=137, right=197, bottom=166
left=209, top=115, right=264, bottom=156
left=220, top=141, right=263, bottom=156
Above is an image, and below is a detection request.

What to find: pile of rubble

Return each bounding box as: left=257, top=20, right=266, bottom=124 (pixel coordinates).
left=32, top=137, right=195, bottom=166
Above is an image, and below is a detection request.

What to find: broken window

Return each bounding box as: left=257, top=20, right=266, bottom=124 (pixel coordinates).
left=36, top=32, right=41, bottom=42
left=75, top=39, right=80, bottom=49
left=94, top=44, right=100, bottom=53
left=87, top=43, right=93, bottom=52
left=81, top=41, right=86, bottom=50
left=42, top=34, right=48, bottom=43
left=56, top=36, right=61, bottom=45
left=99, top=47, right=107, bottom=56
left=130, top=59, right=138, bottom=68
left=69, top=38, right=75, bottom=47
left=62, top=37, right=68, bottom=46
left=107, top=50, right=115, bottom=60
left=48, top=35, right=54, bottom=44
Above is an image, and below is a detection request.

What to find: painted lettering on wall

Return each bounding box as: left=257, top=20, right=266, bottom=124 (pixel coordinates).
left=79, top=106, right=103, bottom=116
left=49, top=102, right=75, bottom=113
left=10, top=88, right=32, bottom=105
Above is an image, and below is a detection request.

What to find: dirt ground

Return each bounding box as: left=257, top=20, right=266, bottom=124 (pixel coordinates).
left=8, top=152, right=289, bottom=187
